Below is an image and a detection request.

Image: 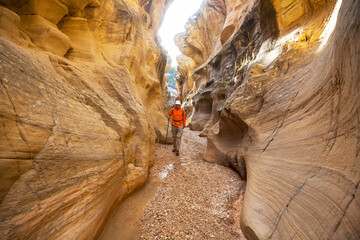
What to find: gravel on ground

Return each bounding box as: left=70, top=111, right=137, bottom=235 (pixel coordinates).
left=139, top=129, right=246, bottom=239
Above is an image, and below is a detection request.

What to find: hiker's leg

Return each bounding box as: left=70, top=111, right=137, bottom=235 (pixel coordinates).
left=176, top=126, right=184, bottom=151
left=172, top=125, right=177, bottom=150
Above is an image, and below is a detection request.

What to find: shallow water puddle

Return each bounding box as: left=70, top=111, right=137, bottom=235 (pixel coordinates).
left=158, top=163, right=174, bottom=179
left=180, top=161, right=192, bottom=166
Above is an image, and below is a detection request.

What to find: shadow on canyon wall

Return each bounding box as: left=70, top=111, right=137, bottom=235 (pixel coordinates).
left=177, top=0, right=359, bottom=238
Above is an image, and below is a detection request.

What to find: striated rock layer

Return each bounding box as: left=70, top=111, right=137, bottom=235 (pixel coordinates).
left=178, top=0, right=360, bottom=239
left=0, top=0, right=172, bottom=239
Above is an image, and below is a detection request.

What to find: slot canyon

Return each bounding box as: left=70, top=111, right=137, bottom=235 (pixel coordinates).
left=0, top=0, right=359, bottom=239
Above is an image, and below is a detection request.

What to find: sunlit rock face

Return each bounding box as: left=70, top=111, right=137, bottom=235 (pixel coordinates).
left=175, top=0, right=255, bottom=131
left=176, top=55, right=196, bottom=105
left=0, top=0, right=172, bottom=238
left=179, top=0, right=360, bottom=239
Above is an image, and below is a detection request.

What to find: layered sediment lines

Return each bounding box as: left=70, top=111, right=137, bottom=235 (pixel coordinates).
left=177, top=0, right=360, bottom=239
left=0, top=0, right=172, bottom=238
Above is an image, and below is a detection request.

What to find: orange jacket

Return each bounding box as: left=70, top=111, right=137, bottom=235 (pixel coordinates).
left=168, top=107, right=186, bottom=127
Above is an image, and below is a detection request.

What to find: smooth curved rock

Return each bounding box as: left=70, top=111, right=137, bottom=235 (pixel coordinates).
left=17, top=0, right=69, bottom=24
left=61, top=16, right=97, bottom=61
left=176, top=55, right=196, bottom=100
left=0, top=0, right=172, bottom=238
left=20, top=14, right=72, bottom=56
left=220, top=24, right=235, bottom=45
left=181, top=0, right=360, bottom=239
left=175, top=0, right=257, bottom=123
left=0, top=6, right=31, bottom=47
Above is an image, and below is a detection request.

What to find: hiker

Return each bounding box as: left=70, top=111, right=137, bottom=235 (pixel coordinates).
left=168, top=100, right=186, bottom=156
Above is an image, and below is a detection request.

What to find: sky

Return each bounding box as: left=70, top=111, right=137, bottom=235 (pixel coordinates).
left=158, top=0, right=204, bottom=67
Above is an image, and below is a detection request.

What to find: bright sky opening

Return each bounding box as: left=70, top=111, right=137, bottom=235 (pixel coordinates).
left=158, top=0, right=204, bottom=67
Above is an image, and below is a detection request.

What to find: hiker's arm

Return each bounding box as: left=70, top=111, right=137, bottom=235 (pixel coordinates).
left=183, top=111, right=186, bottom=127
left=167, top=109, right=173, bottom=119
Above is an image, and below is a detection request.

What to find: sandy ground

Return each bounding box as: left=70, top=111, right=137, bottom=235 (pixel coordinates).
left=100, top=129, right=246, bottom=240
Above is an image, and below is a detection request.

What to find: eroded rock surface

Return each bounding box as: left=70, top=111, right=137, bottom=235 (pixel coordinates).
left=0, top=0, right=172, bottom=239
left=179, top=0, right=360, bottom=239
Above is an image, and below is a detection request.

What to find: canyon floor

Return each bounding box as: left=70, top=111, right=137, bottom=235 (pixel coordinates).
left=99, top=129, right=246, bottom=240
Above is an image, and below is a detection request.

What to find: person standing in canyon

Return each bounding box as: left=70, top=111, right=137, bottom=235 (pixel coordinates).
left=168, top=100, right=186, bottom=156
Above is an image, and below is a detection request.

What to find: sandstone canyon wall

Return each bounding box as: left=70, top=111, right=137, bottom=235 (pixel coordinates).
left=177, top=0, right=359, bottom=239
left=0, top=0, right=172, bottom=238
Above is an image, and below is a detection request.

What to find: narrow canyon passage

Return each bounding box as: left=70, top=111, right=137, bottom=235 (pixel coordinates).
left=99, top=129, right=246, bottom=239
left=0, top=0, right=359, bottom=239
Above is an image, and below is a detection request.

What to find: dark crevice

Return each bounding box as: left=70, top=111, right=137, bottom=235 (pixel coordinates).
left=63, top=47, right=73, bottom=59
left=141, top=0, right=153, bottom=28
left=262, top=88, right=300, bottom=153
left=15, top=122, right=32, bottom=158
left=259, top=0, right=279, bottom=40
left=269, top=170, right=319, bottom=238
left=0, top=77, right=18, bottom=117
left=228, top=152, right=247, bottom=180
left=156, top=49, right=167, bottom=87
left=262, top=115, right=285, bottom=153
left=143, top=0, right=152, bottom=14
left=84, top=96, right=123, bottom=140
left=329, top=182, right=359, bottom=239
left=324, top=69, right=343, bottom=155
left=356, top=110, right=360, bottom=157
left=206, top=2, right=226, bottom=16
left=261, top=125, right=280, bottom=153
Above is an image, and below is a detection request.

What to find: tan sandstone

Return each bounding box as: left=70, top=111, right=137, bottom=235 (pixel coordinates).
left=0, top=0, right=173, bottom=239
left=179, top=0, right=360, bottom=239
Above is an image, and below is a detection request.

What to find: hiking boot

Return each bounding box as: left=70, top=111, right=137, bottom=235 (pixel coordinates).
left=176, top=150, right=179, bottom=156
left=172, top=148, right=176, bottom=152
